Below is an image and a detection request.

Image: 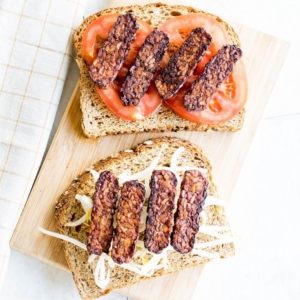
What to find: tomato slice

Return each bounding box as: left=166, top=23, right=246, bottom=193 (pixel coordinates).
left=83, top=14, right=152, bottom=66
left=82, top=14, right=163, bottom=121
left=159, top=13, right=247, bottom=124
left=96, top=82, right=162, bottom=121
left=164, top=60, right=247, bottom=124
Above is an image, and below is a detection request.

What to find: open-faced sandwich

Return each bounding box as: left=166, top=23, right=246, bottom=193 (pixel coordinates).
left=39, top=137, right=235, bottom=299
left=75, top=3, right=248, bottom=138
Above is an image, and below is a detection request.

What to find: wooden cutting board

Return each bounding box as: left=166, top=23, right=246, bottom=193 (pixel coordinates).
left=10, top=1, right=289, bottom=299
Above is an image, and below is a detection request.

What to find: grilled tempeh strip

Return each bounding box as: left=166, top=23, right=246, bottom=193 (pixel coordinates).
left=184, top=44, right=242, bottom=111
left=89, top=14, right=139, bottom=88
left=87, top=171, right=119, bottom=255
left=171, top=170, right=208, bottom=254
left=120, top=30, right=169, bottom=106
left=144, top=170, right=177, bottom=254
left=155, top=28, right=212, bottom=99
left=112, top=180, right=145, bottom=264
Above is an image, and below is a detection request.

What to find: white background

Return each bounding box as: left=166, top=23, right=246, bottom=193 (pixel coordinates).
left=2, top=0, right=300, bottom=299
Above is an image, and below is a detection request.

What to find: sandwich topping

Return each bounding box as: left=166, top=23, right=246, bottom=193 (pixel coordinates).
left=184, top=45, right=242, bottom=111
left=87, top=171, right=119, bottom=256
left=112, top=180, right=145, bottom=264
left=83, top=14, right=163, bottom=121
left=39, top=145, right=235, bottom=290
left=120, top=30, right=169, bottom=106
left=89, top=14, right=139, bottom=88
left=155, top=28, right=212, bottom=99
left=144, top=170, right=177, bottom=254
left=160, top=14, right=248, bottom=124
left=171, top=170, right=208, bottom=254
left=83, top=12, right=247, bottom=124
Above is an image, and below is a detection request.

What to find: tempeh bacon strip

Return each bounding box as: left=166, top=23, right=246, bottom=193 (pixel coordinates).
left=120, top=30, right=169, bottom=106
left=89, top=14, right=139, bottom=88
left=171, top=170, right=208, bottom=254
left=112, top=180, right=145, bottom=264
left=144, top=170, right=177, bottom=254
left=184, top=44, right=242, bottom=111
left=87, top=171, right=119, bottom=255
left=155, top=28, right=212, bottom=99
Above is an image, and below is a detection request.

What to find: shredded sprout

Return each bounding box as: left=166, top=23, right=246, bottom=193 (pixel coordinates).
left=136, top=240, right=144, bottom=248
left=90, top=169, right=100, bottom=181
left=88, top=254, right=97, bottom=263
left=171, top=147, right=185, bottom=168
left=65, top=210, right=91, bottom=227
left=200, top=210, right=207, bottom=225
left=134, top=250, right=141, bottom=258
left=161, top=248, right=171, bottom=270
left=140, top=253, right=164, bottom=276
left=65, top=194, right=93, bottom=227
left=118, top=145, right=163, bottom=184
left=102, top=253, right=115, bottom=268
left=38, top=227, right=87, bottom=251
left=139, top=223, right=146, bottom=233
left=95, top=255, right=110, bottom=289
left=199, top=226, right=232, bottom=239
left=75, top=194, right=93, bottom=213
left=118, top=145, right=166, bottom=196
left=119, top=262, right=143, bottom=275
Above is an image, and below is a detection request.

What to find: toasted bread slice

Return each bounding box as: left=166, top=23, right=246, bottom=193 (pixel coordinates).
left=55, top=137, right=235, bottom=299
left=74, top=3, right=245, bottom=138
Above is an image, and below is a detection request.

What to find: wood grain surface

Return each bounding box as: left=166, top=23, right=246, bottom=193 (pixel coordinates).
left=10, top=1, right=289, bottom=299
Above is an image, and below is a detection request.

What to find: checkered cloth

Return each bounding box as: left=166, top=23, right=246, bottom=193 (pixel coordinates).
left=0, top=0, right=87, bottom=288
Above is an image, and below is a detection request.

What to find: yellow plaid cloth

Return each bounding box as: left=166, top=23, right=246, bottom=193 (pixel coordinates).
left=0, top=0, right=87, bottom=288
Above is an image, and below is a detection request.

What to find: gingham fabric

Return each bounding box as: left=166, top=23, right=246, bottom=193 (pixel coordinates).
left=0, top=0, right=87, bottom=288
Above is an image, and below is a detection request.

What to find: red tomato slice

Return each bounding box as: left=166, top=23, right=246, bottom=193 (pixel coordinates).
left=164, top=60, right=247, bottom=124
left=158, top=13, right=229, bottom=48
left=82, top=14, right=163, bottom=121
left=96, top=82, right=162, bottom=121
left=83, top=14, right=152, bottom=66
left=159, top=13, right=248, bottom=124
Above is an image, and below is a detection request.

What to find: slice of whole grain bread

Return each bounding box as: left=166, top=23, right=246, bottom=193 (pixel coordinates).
left=74, top=3, right=245, bottom=138
left=55, top=137, right=235, bottom=299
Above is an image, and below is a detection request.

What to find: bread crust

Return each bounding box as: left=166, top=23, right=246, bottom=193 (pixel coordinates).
left=74, top=3, right=246, bottom=138
left=55, top=137, right=235, bottom=299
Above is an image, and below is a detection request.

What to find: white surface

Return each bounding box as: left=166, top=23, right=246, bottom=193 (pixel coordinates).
left=2, top=0, right=300, bottom=299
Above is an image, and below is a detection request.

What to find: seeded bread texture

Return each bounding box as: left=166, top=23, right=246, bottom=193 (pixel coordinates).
left=55, top=137, right=235, bottom=299
left=74, top=3, right=245, bottom=138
